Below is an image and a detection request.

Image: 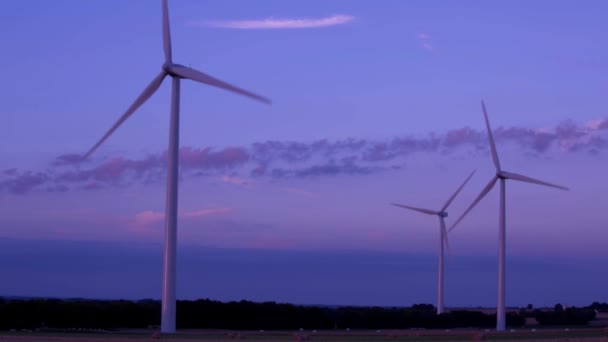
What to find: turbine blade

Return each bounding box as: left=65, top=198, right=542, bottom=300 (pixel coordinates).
left=448, top=176, right=498, bottom=233
left=442, top=218, right=456, bottom=264
left=83, top=72, right=166, bottom=159
left=168, top=65, right=271, bottom=104
left=501, top=171, right=569, bottom=191
left=440, top=169, right=477, bottom=211
left=162, top=0, right=172, bottom=62
left=391, top=203, right=438, bottom=216
left=441, top=218, right=450, bottom=256
left=482, top=101, right=501, bottom=171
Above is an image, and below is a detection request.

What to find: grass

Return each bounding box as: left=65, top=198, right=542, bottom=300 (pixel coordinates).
left=1, top=327, right=607, bottom=341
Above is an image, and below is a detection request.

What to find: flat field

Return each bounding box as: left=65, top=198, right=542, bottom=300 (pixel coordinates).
left=1, top=328, right=608, bottom=342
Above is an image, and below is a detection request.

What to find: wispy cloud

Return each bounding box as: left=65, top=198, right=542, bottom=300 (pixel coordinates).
left=130, top=207, right=233, bottom=230
left=182, top=207, right=233, bottom=218
left=53, top=153, right=85, bottom=166
left=220, top=175, right=253, bottom=188
left=133, top=210, right=164, bottom=226
left=190, top=14, right=355, bottom=30
left=417, top=32, right=434, bottom=51
left=0, top=171, right=49, bottom=195
left=2, top=118, right=608, bottom=195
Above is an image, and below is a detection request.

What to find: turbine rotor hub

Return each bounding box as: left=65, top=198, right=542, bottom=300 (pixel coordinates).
left=162, top=63, right=177, bottom=76
left=439, top=212, right=448, bottom=218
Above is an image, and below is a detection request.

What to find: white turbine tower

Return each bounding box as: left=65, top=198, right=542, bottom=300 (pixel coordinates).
left=82, top=0, right=270, bottom=333
left=449, top=101, right=568, bottom=331
left=391, top=170, right=475, bottom=314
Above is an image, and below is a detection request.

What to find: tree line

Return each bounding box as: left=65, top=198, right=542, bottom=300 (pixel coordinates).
left=0, top=298, right=601, bottom=330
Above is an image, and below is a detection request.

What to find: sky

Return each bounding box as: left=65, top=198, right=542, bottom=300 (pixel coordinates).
left=0, top=0, right=607, bottom=308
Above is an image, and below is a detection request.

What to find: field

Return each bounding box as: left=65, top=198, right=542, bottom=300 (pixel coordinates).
left=1, top=328, right=608, bottom=342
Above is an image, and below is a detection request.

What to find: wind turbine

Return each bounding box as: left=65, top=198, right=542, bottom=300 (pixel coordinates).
left=81, top=0, right=270, bottom=333
left=391, top=169, right=475, bottom=314
left=449, top=101, right=568, bottom=331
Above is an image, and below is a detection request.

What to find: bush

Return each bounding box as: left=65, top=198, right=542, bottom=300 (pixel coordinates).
left=535, top=307, right=596, bottom=326
left=0, top=298, right=525, bottom=330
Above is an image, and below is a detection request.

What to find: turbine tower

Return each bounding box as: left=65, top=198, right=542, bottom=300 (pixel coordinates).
left=81, top=0, right=270, bottom=333
left=391, top=169, right=475, bottom=314
left=449, top=101, right=567, bottom=331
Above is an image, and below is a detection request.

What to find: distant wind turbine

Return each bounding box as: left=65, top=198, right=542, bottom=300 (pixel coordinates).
left=391, top=169, right=475, bottom=314
left=81, top=0, right=270, bottom=333
left=449, top=101, right=568, bottom=331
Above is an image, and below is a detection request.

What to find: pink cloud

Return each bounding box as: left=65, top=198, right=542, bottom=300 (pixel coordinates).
left=3, top=118, right=608, bottom=195
left=179, top=147, right=249, bottom=170
left=181, top=207, right=233, bottom=218
left=193, top=14, right=355, bottom=30
left=220, top=175, right=252, bottom=188
left=133, top=211, right=165, bottom=226
left=416, top=32, right=434, bottom=51
left=130, top=207, right=234, bottom=230
left=445, top=127, right=484, bottom=147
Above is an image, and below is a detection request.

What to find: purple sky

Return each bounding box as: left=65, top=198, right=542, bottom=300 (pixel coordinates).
left=1, top=0, right=607, bottom=307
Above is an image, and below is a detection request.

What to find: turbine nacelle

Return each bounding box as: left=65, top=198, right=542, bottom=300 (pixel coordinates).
left=439, top=212, right=448, bottom=218
left=162, top=62, right=175, bottom=76
left=163, top=63, right=195, bottom=79
left=497, top=171, right=517, bottom=180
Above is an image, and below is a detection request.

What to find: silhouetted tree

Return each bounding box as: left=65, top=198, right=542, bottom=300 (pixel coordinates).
left=535, top=306, right=596, bottom=326
left=0, top=297, right=526, bottom=330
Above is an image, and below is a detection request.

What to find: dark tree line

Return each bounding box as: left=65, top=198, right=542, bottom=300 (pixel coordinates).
left=589, top=302, right=608, bottom=312
left=0, top=298, right=158, bottom=330
left=1, top=297, right=599, bottom=330
left=532, top=303, right=597, bottom=326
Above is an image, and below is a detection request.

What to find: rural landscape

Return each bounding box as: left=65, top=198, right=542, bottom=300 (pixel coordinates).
left=1, top=0, right=607, bottom=341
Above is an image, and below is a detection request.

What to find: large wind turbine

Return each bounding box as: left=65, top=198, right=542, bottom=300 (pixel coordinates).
left=391, top=169, right=475, bottom=314
left=82, top=0, right=270, bottom=333
left=449, top=101, right=567, bottom=331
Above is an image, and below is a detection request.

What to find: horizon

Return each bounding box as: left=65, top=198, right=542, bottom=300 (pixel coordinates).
left=1, top=0, right=607, bottom=314
left=0, top=294, right=593, bottom=311
left=0, top=238, right=605, bottom=308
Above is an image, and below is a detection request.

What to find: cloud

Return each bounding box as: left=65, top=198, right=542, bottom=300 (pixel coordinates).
left=130, top=207, right=233, bottom=230
left=53, top=153, right=85, bottom=166
left=3, top=168, right=18, bottom=176
left=417, top=32, right=434, bottom=51
left=133, top=211, right=165, bottom=226
left=180, top=147, right=249, bottom=170
left=220, top=175, right=252, bottom=188
left=2, top=118, right=608, bottom=195
left=182, top=207, right=233, bottom=218
left=270, top=161, right=377, bottom=179
left=0, top=171, right=49, bottom=195
left=191, top=14, right=355, bottom=30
